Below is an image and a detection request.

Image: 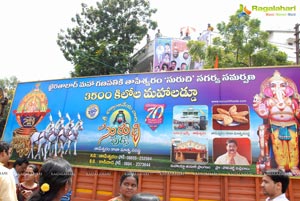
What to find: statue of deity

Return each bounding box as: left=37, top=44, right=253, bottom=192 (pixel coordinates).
left=253, top=70, right=300, bottom=175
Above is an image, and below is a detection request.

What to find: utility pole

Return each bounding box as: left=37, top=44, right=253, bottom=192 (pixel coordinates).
left=295, top=23, right=300, bottom=65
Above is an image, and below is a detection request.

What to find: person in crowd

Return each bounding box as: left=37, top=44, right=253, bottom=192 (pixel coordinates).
left=207, top=23, right=214, bottom=31
left=108, top=172, right=139, bottom=201
left=261, top=169, right=290, bottom=201
left=172, top=48, right=179, bottom=60
left=29, top=157, right=73, bottom=201
left=161, top=63, right=168, bottom=72
left=60, top=190, right=72, bottom=201
left=169, top=60, right=177, bottom=71
left=182, top=32, right=191, bottom=40
left=164, top=43, right=171, bottom=54
left=180, top=51, right=191, bottom=68
left=162, top=53, right=170, bottom=65
left=215, top=139, right=250, bottom=165
left=155, top=29, right=162, bottom=38
left=10, top=156, right=29, bottom=184
left=171, top=49, right=180, bottom=70
left=154, top=65, right=160, bottom=72
left=131, top=193, right=160, bottom=201
left=0, top=141, right=18, bottom=201
left=17, top=164, right=39, bottom=201
left=155, top=43, right=164, bottom=64
left=197, top=33, right=202, bottom=41
left=180, top=62, right=188, bottom=71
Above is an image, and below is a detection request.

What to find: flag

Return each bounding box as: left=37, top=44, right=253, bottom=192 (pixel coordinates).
left=214, top=55, right=219, bottom=69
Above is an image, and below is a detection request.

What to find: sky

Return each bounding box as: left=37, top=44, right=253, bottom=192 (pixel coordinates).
left=1, top=0, right=299, bottom=82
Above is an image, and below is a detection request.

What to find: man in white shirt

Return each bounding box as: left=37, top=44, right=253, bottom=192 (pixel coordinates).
left=10, top=156, right=29, bottom=184
left=171, top=49, right=180, bottom=70
left=215, top=139, right=250, bottom=165
left=261, top=169, right=289, bottom=201
left=0, top=141, right=18, bottom=201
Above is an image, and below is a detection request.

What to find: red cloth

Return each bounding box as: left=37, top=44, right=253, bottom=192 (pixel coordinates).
left=214, top=55, right=219, bottom=69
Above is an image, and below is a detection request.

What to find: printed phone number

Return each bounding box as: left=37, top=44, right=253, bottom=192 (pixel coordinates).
left=123, top=161, right=151, bottom=167
left=125, top=156, right=153, bottom=161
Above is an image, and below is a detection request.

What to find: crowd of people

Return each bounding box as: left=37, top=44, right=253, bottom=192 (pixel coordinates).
left=154, top=43, right=191, bottom=72
left=1, top=140, right=160, bottom=201
left=153, top=27, right=196, bottom=72
left=0, top=140, right=292, bottom=200
left=107, top=169, right=291, bottom=201
left=0, top=140, right=72, bottom=201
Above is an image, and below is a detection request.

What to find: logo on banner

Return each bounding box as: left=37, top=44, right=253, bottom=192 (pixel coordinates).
left=98, top=103, right=141, bottom=147
left=238, top=4, right=252, bottom=18
left=238, top=4, right=296, bottom=18
left=86, top=104, right=100, bottom=119
left=144, top=103, right=165, bottom=130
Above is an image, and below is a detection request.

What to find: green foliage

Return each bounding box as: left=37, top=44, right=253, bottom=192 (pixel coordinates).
left=208, top=9, right=290, bottom=68
left=252, top=44, right=292, bottom=66
left=205, top=46, right=222, bottom=68
left=187, top=40, right=206, bottom=62
left=57, top=0, right=157, bottom=77
left=0, top=76, right=18, bottom=138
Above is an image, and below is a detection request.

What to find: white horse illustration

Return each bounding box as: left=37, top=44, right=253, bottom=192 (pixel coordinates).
left=45, top=111, right=64, bottom=159
left=28, top=115, right=55, bottom=160
left=57, top=113, right=74, bottom=156
left=63, top=113, right=83, bottom=156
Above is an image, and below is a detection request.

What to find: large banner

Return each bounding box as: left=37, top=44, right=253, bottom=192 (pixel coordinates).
left=3, top=66, right=300, bottom=176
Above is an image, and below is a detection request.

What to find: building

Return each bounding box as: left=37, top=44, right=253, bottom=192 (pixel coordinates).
left=266, top=29, right=297, bottom=62
left=132, top=29, right=297, bottom=72
left=173, top=140, right=208, bottom=163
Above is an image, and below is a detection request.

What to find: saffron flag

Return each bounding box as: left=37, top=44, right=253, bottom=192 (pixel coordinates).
left=214, top=55, right=219, bottom=69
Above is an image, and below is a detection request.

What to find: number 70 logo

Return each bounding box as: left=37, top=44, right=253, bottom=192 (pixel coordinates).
left=144, top=103, right=166, bottom=130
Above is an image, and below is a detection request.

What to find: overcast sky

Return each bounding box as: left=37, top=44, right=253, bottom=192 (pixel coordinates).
left=0, top=0, right=298, bottom=82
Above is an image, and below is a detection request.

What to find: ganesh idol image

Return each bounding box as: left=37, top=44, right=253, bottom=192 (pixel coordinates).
left=253, top=70, right=300, bottom=176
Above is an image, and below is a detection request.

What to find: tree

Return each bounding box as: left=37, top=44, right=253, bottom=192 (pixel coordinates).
left=0, top=76, right=18, bottom=138
left=57, top=0, right=157, bottom=77
left=212, top=9, right=289, bottom=68
left=186, top=40, right=206, bottom=67
left=205, top=45, right=224, bottom=68
left=252, top=44, right=292, bottom=66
